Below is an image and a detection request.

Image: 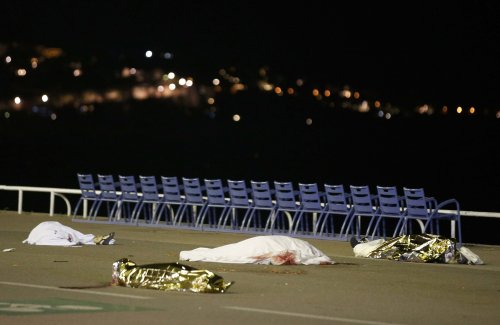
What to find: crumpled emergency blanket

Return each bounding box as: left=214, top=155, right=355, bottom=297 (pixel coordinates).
left=353, top=233, right=483, bottom=264
left=112, top=258, right=233, bottom=293
left=22, top=221, right=115, bottom=246
left=179, top=235, right=333, bottom=265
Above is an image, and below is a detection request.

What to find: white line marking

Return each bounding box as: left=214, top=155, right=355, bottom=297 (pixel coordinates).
left=0, top=281, right=151, bottom=300
left=224, top=306, right=402, bottom=325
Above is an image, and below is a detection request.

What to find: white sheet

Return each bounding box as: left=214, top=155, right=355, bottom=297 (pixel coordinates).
left=22, top=221, right=98, bottom=246
left=179, top=235, right=333, bottom=265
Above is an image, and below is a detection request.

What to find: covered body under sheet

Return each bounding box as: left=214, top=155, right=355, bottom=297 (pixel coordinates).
left=23, top=221, right=114, bottom=246
left=180, top=235, right=333, bottom=265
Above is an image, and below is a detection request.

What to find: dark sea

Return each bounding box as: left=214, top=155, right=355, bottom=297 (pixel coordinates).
left=1, top=94, right=499, bottom=245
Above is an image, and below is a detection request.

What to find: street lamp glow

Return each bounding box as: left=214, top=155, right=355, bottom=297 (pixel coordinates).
left=42, top=94, right=49, bottom=102
left=145, top=50, right=153, bottom=58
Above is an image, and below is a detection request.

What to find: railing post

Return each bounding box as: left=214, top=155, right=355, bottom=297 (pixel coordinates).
left=18, top=190, right=23, bottom=214
left=50, top=191, right=55, bottom=216
left=83, top=200, right=88, bottom=218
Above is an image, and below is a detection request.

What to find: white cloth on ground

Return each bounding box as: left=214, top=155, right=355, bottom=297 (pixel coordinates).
left=23, top=221, right=101, bottom=246
left=179, top=235, right=333, bottom=265
left=353, top=239, right=385, bottom=257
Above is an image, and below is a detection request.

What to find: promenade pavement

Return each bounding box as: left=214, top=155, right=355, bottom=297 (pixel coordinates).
left=1, top=211, right=499, bottom=324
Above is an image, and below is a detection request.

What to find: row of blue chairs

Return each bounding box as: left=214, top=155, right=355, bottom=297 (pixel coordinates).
left=72, top=174, right=462, bottom=246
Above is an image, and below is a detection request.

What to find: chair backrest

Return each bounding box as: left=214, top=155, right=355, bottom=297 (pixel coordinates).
left=97, top=174, right=119, bottom=200
left=403, top=187, right=430, bottom=217
left=161, top=176, right=183, bottom=202
left=227, top=179, right=251, bottom=207
left=139, top=175, right=160, bottom=201
left=377, top=185, right=402, bottom=215
left=324, top=184, right=350, bottom=213
left=250, top=181, right=274, bottom=208
left=204, top=179, right=227, bottom=205
left=77, top=174, right=98, bottom=199
left=182, top=177, right=204, bottom=204
left=350, top=185, right=376, bottom=214
left=298, top=183, right=323, bottom=210
left=119, top=175, right=140, bottom=201
left=274, top=181, right=298, bottom=209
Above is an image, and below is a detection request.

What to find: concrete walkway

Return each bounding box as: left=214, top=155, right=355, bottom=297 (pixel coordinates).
left=1, top=211, right=499, bottom=324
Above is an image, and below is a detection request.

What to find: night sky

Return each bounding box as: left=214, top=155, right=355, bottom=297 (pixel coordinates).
left=1, top=1, right=499, bottom=109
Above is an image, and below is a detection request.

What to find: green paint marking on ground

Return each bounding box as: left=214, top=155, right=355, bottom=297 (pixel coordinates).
left=0, top=297, right=154, bottom=315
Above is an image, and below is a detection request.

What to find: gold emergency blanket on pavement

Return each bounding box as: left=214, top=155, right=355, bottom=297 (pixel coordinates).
left=111, top=258, right=234, bottom=293
left=367, top=234, right=462, bottom=263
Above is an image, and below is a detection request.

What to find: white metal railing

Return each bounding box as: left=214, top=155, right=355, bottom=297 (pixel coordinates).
left=1, top=184, right=500, bottom=222
left=0, top=185, right=81, bottom=216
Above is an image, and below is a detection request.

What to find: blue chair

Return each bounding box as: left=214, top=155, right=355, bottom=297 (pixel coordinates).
left=316, top=184, right=354, bottom=239
left=181, top=177, right=208, bottom=229
left=93, top=174, right=121, bottom=222
left=72, top=173, right=101, bottom=220
left=200, top=178, right=231, bottom=229
left=118, top=175, right=143, bottom=223
left=293, top=183, right=326, bottom=236
left=403, top=187, right=462, bottom=247
left=347, top=185, right=381, bottom=240
left=158, top=176, right=186, bottom=226
left=372, top=185, right=407, bottom=239
left=273, top=181, right=301, bottom=234
left=243, top=180, right=276, bottom=233
left=135, top=175, right=163, bottom=224
left=219, top=179, right=255, bottom=231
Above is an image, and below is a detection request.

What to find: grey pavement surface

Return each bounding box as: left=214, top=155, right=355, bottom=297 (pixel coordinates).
left=1, top=210, right=499, bottom=324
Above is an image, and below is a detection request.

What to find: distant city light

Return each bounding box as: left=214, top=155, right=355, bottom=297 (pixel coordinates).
left=42, top=94, right=49, bottom=102
left=442, top=106, right=448, bottom=114
left=287, top=88, right=295, bottom=95
left=359, top=100, right=370, bottom=112
left=207, top=98, right=215, bottom=105
left=385, top=113, right=392, bottom=119
left=457, top=106, right=463, bottom=114
left=4, top=112, right=10, bottom=119
left=353, top=91, right=360, bottom=99
left=418, top=104, right=429, bottom=114
left=163, top=52, right=173, bottom=59
left=274, top=87, right=282, bottom=95
left=178, top=78, right=186, bottom=86
left=341, top=89, right=352, bottom=98
left=167, top=72, right=175, bottom=79
left=496, top=111, right=500, bottom=119
left=378, top=110, right=384, bottom=118
left=145, top=50, right=153, bottom=58
left=5, top=56, right=11, bottom=63
left=129, top=68, right=137, bottom=75
left=212, top=78, right=220, bottom=86
left=157, top=85, right=164, bottom=92
left=185, top=79, right=193, bottom=87
left=73, top=69, right=82, bottom=77
left=31, top=58, right=38, bottom=69
left=50, top=113, right=57, bottom=120
left=168, top=83, right=176, bottom=90
left=374, top=101, right=381, bottom=108
left=232, top=114, right=241, bottom=122
left=324, top=89, right=331, bottom=97
left=296, top=79, right=304, bottom=87
left=469, top=107, right=475, bottom=114
left=14, top=97, right=21, bottom=105
left=312, top=89, right=319, bottom=97
left=17, top=69, right=27, bottom=76
left=306, top=118, right=313, bottom=126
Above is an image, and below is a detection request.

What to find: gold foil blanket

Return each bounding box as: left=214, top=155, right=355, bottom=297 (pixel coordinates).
left=366, top=234, right=463, bottom=263
left=112, top=258, right=233, bottom=293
